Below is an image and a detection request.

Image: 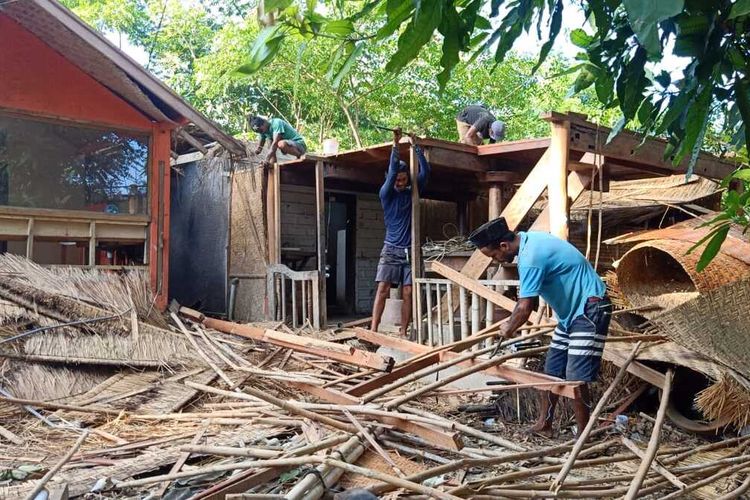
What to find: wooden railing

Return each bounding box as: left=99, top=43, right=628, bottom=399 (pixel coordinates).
left=413, top=278, right=519, bottom=347
left=266, top=264, right=321, bottom=330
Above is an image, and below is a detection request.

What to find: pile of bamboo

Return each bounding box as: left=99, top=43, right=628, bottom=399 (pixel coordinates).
left=0, top=256, right=748, bottom=498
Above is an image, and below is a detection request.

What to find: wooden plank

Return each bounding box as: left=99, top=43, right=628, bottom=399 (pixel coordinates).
left=286, top=381, right=360, bottom=405
left=530, top=170, right=593, bottom=232
left=199, top=316, right=394, bottom=372
left=369, top=413, right=464, bottom=451
left=547, top=120, right=570, bottom=240
left=603, top=345, right=666, bottom=389
left=346, top=354, right=441, bottom=397
left=567, top=120, right=736, bottom=180
left=430, top=261, right=517, bottom=312
left=315, top=160, right=327, bottom=327
left=438, top=352, right=577, bottom=399
left=456, top=148, right=551, bottom=281
left=351, top=327, right=577, bottom=399
left=476, top=138, right=551, bottom=156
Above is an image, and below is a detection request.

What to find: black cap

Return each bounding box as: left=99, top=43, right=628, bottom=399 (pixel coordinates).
left=469, top=217, right=513, bottom=248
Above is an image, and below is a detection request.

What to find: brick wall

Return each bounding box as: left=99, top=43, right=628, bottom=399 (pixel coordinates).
left=279, top=185, right=317, bottom=268
left=355, top=194, right=385, bottom=313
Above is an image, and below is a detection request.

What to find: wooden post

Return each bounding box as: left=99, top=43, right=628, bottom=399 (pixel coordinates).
left=488, top=184, right=503, bottom=220
left=25, top=218, right=34, bottom=260
left=547, top=119, right=570, bottom=240
left=456, top=200, right=468, bottom=236
left=410, top=146, right=421, bottom=338
left=88, top=221, right=96, bottom=267
left=265, top=163, right=279, bottom=264
left=315, top=160, right=327, bottom=328
left=273, top=162, right=281, bottom=264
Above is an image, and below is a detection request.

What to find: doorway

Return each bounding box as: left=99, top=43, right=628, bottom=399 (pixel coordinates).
left=325, top=192, right=356, bottom=315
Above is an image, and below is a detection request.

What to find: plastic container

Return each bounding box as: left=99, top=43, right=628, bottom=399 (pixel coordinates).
left=323, top=138, right=339, bottom=155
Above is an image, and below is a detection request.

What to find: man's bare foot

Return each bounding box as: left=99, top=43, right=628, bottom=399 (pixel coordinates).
left=526, top=422, right=555, bottom=438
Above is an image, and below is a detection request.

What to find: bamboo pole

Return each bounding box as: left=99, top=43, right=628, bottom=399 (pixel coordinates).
left=549, top=341, right=643, bottom=492
left=624, top=369, right=677, bottom=499
left=155, top=425, right=208, bottom=497
left=24, top=431, right=88, bottom=500
left=342, top=409, right=404, bottom=477
left=184, top=381, right=357, bottom=434
left=171, top=313, right=237, bottom=389
left=621, top=435, right=685, bottom=490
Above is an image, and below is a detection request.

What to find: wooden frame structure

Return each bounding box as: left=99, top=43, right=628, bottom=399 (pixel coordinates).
left=269, top=111, right=736, bottom=332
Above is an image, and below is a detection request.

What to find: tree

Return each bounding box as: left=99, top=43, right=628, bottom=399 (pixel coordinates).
left=245, top=0, right=749, bottom=267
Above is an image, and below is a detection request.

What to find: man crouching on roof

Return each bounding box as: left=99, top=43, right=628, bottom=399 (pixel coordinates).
left=370, top=128, right=431, bottom=337
left=468, top=217, right=611, bottom=437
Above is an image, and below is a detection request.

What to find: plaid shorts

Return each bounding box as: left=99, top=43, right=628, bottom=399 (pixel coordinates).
left=544, top=297, right=612, bottom=382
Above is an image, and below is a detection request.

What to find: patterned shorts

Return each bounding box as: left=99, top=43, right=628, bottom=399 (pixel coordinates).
left=544, top=297, right=612, bottom=382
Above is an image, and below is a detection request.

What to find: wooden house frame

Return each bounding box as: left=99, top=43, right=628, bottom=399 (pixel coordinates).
left=268, top=112, right=737, bottom=333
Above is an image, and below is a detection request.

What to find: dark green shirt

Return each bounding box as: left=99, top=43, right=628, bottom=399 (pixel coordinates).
left=260, top=118, right=304, bottom=143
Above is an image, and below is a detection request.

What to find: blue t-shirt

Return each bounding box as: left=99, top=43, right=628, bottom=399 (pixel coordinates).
left=517, top=231, right=605, bottom=329
left=379, top=146, right=430, bottom=248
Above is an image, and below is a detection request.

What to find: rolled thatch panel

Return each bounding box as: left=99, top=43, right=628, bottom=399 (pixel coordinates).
left=649, top=277, right=750, bottom=380
left=616, top=239, right=750, bottom=313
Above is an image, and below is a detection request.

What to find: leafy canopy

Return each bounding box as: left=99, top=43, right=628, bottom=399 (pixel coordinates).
left=249, top=0, right=750, bottom=262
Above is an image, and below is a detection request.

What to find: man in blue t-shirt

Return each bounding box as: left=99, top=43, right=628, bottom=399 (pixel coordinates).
left=469, top=217, right=611, bottom=437
left=371, top=128, right=430, bottom=336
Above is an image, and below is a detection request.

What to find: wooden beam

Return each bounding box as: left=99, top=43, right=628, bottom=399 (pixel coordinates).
left=286, top=381, right=360, bottom=405
left=530, top=170, right=593, bottom=232
left=548, top=120, right=570, bottom=240
left=178, top=129, right=208, bottom=155
left=477, top=138, right=551, bottom=156
left=351, top=328, right=577, bottom=399
left=482, top=171, right=524, bottom=184
left=195, top=315, right=395, bottom=372
left=430, top=260, right=517, bottom=312
left=603, top=345, right=666, bottom=389
left=88, top=221, right=96, bottom=267
left=488, top=184, right=503, bottom=220
left=25, top=218, right=34, bottom=259
left=265, top=164, right=279, bottom=264
left=368, top=413, right=464, bottom=451
left=315, top=160, right=327, bottom=327
left=423, top=146, right=488, bottom=172
left=568, top=120, right=736, bottom=180
left=273, top=162, right=281, bottom=264
left=410, top=146, right=422, bottom=336
left=346, top=354, right=441, bottom=397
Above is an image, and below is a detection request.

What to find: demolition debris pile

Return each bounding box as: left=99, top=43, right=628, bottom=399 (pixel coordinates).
left=0, top=241, right=749, bottom=498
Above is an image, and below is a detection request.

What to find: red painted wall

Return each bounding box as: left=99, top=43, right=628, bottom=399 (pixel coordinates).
left=0, top=14, right=152, bottom=131
left=0, top=13, right=173, bottom=308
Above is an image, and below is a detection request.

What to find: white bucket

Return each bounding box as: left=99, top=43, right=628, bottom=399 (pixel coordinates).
left=323, top=138, right=339, bottom=155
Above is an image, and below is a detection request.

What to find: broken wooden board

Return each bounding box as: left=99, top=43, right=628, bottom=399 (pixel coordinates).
left=196, top=314, right=394, bottom=372
left=352, top=329, right=577, bottom=399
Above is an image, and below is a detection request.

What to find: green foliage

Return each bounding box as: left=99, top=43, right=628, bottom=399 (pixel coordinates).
left=63, top=0, right=749, bottom=270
